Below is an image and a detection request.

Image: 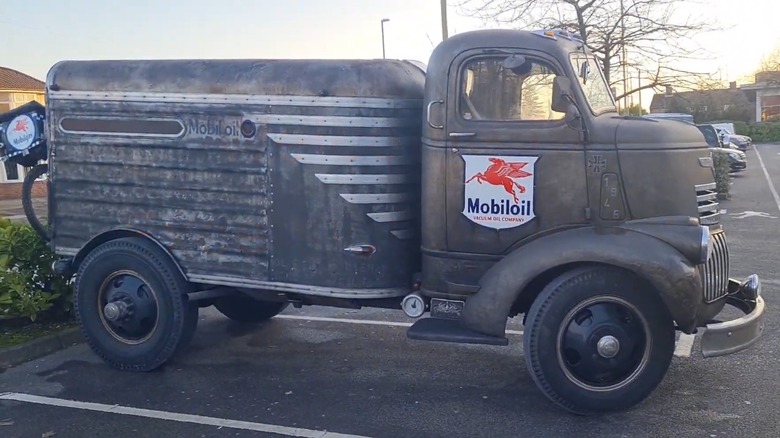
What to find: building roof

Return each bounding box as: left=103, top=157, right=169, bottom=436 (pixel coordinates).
left=0, top=66, right=44, bottom=92
left=649, top=88, right=749, bottom=113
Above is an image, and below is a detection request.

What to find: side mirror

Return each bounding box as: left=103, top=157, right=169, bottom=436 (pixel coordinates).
left=552, top=76, right=583, bottom=130
left=552, top=76, right=573, bottom=113
left=579, top=60, right=591, bottom=84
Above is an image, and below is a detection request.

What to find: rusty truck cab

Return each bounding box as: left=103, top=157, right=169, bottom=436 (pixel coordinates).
left=410, top=28, right=764, bottom=413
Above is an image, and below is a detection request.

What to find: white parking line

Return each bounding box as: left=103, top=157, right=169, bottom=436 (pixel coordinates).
left=276, top=314, right=525, bottom=335
left=674, top=334, right=696, bottom=358
left=754, top=144, right=780, bottom=213
left=276, top=315, right=695, bottom=356
left=0, top=392, right=369, bottom=438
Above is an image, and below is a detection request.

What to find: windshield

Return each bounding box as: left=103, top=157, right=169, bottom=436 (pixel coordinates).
left=697, top=125, right=720, bottom=147
left=569, top=52, right=616, bottom=114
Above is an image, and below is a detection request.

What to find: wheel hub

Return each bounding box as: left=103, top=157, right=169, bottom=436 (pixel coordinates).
left=98, top=272, right=159, bottom=344
left=596, top=335, right=620, bottom=358
left=103, top=300, right=133, bottom=322
left=558, top=297, right=650, bottom=390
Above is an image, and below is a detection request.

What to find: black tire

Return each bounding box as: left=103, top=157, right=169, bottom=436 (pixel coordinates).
left=22, top=162, right=49, bottom=241
left=214, top=294, right=288, bottom=323
left=74, top=237, right=198, bottom=372
left=523, top=265, right=675, bottom=415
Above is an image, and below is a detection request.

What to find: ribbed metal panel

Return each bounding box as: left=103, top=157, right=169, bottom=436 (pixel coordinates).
left=698, top=230, right=729, bottom=303
left=49, top=100, right=270, bottom=280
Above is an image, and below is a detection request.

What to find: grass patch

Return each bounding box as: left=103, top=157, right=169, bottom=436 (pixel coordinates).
left=0, top=320, right=77, bottom=349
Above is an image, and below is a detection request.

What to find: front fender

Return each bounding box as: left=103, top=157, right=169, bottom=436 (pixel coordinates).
left=460, top=224, right=703, bottom=337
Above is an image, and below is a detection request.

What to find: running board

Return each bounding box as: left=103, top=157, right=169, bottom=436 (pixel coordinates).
left=407, top=318, right=509, bottom=346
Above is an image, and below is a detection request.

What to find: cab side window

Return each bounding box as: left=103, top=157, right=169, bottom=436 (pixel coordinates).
left=460, top=56, right=565, bottom=122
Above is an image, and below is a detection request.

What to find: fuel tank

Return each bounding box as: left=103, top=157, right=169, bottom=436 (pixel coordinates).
left=45, top=59, right=426, bottom=298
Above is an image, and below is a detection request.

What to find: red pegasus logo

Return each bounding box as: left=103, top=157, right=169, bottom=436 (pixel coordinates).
left=12, top=119, right=29, bottom=132
left=466, top=158, right=533, bottom=203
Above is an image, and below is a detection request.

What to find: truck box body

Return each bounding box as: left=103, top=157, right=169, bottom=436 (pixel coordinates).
left=45, top=59, right=426, bottom=297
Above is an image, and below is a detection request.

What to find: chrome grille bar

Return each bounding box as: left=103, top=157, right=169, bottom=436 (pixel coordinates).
left=698, top=231, right=729, bottom=303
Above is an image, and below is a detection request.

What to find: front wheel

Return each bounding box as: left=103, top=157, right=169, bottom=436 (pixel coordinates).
left=523, top=266, right=675, bottom=415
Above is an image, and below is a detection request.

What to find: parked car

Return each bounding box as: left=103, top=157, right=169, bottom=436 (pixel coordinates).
left=715, top=127, right=752, bottom=151
left=696, top=124, right=747, bottom=172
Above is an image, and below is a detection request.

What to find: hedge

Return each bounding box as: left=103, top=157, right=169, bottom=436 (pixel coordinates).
left=712, top=152, right=731, bottom=197
left=0, top=220, right=72, bottom=323
left=734, top=121, right=780, bottom=143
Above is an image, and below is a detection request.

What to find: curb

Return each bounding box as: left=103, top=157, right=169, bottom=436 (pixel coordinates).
left=0, top=327, right=83, bottom=370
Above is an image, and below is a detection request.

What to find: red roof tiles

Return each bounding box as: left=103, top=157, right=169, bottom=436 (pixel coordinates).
left=0, top=66, right=44, bottom=91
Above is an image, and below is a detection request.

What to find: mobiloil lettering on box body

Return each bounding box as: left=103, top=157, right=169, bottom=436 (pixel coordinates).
left=462, top=155, right=537, bottom=229
left=187, top=118, right=242, bottom=138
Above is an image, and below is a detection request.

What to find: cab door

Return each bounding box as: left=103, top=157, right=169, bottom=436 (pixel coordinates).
left=444, top=49, right=588, bottom=254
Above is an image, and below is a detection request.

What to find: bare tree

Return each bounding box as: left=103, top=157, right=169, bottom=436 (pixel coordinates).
left=757, top=45, right=780, bottom=73
left=455, top=0, right=725, bottom=104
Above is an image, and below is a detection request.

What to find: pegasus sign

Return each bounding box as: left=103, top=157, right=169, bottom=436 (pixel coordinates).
left=462, top=155, right=537, bottom=229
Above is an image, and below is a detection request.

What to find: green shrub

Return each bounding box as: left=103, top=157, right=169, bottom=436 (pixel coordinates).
left=728, top=121, right=780, bottom=142
left=734, top=121, right=750, bottom=136
left=0, top=221, right=72, bottom=322
left=712, top=152, right=731, bottom=197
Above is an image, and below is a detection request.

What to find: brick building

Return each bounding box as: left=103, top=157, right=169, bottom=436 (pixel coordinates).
left=649, top=71, right=780, bottom=124
left=0, top=66, right=47, bottom=200
left=648, top=82, right=753, bottom=123
left=739, top=71, right=780, bottom=122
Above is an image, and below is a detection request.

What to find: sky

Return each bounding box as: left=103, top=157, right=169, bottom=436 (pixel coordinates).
left=1, top=0, right=778, bottom=109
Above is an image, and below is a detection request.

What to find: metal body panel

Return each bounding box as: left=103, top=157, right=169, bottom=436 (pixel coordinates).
left=46, top=59, right=425, bottom=295
left=460, top=222, right=706, bottom=337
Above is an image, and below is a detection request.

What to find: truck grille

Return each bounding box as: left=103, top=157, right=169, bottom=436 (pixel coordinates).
left=696, top=182, right=719, bottom=225
left=698, top=230, right=729, bottom=303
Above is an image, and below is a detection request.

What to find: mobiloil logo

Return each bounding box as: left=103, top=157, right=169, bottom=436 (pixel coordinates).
left=187, top=117, right=241, bottom=138
left=462, top=155, right=537, bottom=230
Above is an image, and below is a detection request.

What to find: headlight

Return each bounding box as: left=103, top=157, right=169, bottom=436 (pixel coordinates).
left=700, top=225, right=713, bottom=264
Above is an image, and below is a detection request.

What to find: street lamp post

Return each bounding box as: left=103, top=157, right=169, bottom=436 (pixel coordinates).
left=441, top=0, right=448, bottom=40
left=381, top=18, right=390, bottom=59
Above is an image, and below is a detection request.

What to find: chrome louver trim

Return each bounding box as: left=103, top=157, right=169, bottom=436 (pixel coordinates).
left=267, top=114, right=418, bottom=238
left=695, top=182, right=719, bottom=225
left=268, top=133, right=416, bottom=147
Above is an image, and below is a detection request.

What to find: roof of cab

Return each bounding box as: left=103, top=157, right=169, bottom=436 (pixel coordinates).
left=427, top=28, right=586, bottom=66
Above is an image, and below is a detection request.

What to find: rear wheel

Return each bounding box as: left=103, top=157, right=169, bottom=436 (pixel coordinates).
left=214, top=294, right=288, bottom=323
left=74, top=237, right=198, bottom=371
left=523, top=266, right=675, bottom=415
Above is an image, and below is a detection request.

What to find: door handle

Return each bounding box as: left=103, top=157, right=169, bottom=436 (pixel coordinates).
left=449, top=132, right=476, bottom=138
left=426, top=100, right=444, bottom=129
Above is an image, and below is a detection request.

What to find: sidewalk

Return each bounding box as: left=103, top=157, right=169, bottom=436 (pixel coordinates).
left=0, top=197, right=47, bottom=221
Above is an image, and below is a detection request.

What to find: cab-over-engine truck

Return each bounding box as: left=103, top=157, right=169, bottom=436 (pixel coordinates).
left=0, top=29, right=764, bottom=415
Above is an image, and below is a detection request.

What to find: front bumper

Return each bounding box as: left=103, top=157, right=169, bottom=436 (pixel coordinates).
left=700, top=274, right=765, bottom=358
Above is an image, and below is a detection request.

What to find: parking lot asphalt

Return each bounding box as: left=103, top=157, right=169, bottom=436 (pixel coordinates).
left=2, top=144, right=780, bottom=438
